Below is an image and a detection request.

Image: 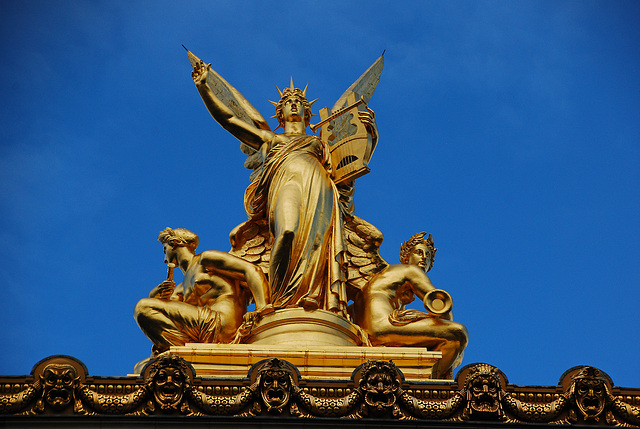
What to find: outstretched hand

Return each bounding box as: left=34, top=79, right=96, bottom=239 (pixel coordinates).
left=192, top=60, right=211, bottom=87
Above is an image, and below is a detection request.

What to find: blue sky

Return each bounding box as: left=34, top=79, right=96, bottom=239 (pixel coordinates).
left=1, top=1, right=638, bottom=387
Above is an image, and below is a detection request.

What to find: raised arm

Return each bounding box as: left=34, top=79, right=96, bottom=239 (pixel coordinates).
left=192, top=61, right=274, bottom=150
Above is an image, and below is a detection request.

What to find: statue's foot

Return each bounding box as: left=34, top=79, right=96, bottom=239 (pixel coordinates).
left=152, top=344, right=170, bottom=356
left=299, top=297, right=320, bottom=311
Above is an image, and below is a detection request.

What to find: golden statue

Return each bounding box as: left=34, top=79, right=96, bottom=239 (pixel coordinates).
left=189, top=53, right=380, bottom=317
left=353, top=233, right=468, bottom=379
left=134, top=228, right=270, bottom=352
left=133, top=50, right=468, bottom=379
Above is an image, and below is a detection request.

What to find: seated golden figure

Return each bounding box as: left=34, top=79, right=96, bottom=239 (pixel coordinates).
left=353, top=233, right=468, bottom=379
left=134, top=228, right=270, bottom=352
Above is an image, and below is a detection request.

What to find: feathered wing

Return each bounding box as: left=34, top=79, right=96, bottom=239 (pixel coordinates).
left=331, top=54, right=384, bottom=111
left=333, top=57, right=387, bottom=290
left=228, top=218, right=271, bottom=275
left=227, top=215, right=388, bottom=291
left=343, top=215, right=389, bottom=292
left=186, top=48, right=269, bottom=175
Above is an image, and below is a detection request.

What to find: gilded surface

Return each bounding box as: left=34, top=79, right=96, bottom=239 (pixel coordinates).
left=1, top=355, right=639, bottom=426
left=353, top=232, right=467, bottom=379
left=134, top=228, right=269, bottom=352
left=133, top=50, right=469, bottom=380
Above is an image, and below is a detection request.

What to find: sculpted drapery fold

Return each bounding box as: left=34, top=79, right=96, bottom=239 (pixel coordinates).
left=238, top=134, right=349, bottom=316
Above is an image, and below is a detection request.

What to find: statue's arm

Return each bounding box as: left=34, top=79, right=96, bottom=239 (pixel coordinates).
left=401, top=266, right=436, bottom=301
left=170, top=282, right=184, bottom=301
left=367, top=265, right=435, bottom=301
left=379, top=265, right=453, bottom=320
left=192, top=62, right=273, bottom=150
left=199, top=251, right=270, bottom=308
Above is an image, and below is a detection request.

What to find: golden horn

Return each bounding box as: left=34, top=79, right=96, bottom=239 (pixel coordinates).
left=423, top=289, right=453, bottom=315
left=268, top=100, right=278, bottom=107
left=308, top=98, right=318, bottom=106
left=303, top=83, right=308, bottom=97
left=275, top=85, right=283, bottom=98
left=290, top=76, right=295, bottom=90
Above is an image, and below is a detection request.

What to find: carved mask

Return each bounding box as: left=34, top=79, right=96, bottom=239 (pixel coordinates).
left=571, top=367, right=609, bottom=420
left=153, top=366, right=186, bottom=409
left=41, top=364, right=78, bottom=410
left=259, top=368, right=292, bottom=413
left=465, top=364, right=503, bottom=418
left=360, top=362, right=400, bottom=411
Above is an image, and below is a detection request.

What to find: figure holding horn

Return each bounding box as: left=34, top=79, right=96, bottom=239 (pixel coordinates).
left=352, top=232, right=468, bottom=379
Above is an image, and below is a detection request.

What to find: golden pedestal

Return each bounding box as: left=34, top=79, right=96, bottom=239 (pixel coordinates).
left=134, top=308, right=444, bottom=381
left=169, top=343, right=442, bottom=381
left=241, top=307, right=364, bottom=347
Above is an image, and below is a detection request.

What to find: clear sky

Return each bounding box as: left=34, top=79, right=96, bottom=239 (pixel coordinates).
left=1, top=1, right=638, bottom=387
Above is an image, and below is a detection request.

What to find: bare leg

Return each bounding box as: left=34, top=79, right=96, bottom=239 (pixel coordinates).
left=428, top=321, right=468, bottom=379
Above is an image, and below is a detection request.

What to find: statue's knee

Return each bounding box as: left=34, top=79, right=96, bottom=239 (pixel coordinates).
left=449, top=323, right=469, bottom=349
left=134, top=298, right=155, bottom=322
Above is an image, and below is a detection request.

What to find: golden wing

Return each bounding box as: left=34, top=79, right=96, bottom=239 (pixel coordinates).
left=185, top=47, right=269, bottom=176
left=344, top=215, right=389, bottom=291
left=228, top=218, right=271, bottom=275
left=312, top=55, right=384, bottom=184
left=331, top=54, right=384, bottom=112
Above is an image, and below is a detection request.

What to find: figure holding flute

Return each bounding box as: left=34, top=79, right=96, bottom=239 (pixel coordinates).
left=134, top=227, right=270, bottom=353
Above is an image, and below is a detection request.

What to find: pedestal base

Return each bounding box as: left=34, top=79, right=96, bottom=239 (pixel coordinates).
left=167, top=342, right=442, bottom=381
left=132, top=307, right=444, bottom=381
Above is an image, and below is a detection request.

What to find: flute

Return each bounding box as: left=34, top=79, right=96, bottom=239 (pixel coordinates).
left=166, top=263, right=176, bottom=282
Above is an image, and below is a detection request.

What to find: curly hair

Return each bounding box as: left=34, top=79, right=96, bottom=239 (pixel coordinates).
left=399, top=232, right=437, bottom=270
left=157, top=227, right=199, bottom=254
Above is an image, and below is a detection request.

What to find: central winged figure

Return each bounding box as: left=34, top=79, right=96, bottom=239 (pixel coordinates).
left=189, top=52, right=383, bottom=319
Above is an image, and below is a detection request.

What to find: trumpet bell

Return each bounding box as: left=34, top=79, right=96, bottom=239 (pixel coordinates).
left=424, top=289, right=452, bottom=315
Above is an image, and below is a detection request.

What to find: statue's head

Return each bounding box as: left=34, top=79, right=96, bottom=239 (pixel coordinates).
left=568, top=366, right=610, bottom=421
left=271, top=79, right=316, bottom=128
left=158, top=227, right=199, bottom=262
left=399, top=232, right=437, bottom=272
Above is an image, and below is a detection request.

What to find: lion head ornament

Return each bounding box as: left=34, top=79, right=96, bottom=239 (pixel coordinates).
left=567, top=366, right=611, bottom=422
left=357, top=361, right=402, bottom=416
left=40, top=363, right=80, bottom=410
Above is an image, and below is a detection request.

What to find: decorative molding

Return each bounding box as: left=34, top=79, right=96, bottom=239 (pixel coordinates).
left=1, top=355, right=638, bottom=426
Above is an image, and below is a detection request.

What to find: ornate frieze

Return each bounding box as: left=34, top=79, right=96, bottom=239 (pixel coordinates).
left=1, top=355, right=638, bottom=426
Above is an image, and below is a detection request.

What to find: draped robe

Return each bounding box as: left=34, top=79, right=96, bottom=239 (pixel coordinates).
left=237, top=134, right=349, bottom=316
